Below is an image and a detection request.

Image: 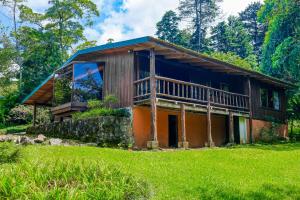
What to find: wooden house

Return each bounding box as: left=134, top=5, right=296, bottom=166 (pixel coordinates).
left=22, top=37, right=292, bottom=149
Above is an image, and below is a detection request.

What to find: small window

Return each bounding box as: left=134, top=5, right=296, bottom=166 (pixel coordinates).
left=273, top=91, right=280, bottom=110
left=260, top=88, right=268, bottom=107
left=220, top=83, right=229, bottom=92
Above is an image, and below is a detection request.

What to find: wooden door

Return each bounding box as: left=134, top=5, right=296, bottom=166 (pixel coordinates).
left=168, top=115, right=178, bottom=148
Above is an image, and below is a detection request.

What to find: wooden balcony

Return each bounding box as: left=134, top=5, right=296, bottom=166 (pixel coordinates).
left=134, top=76, right=250, bottom=114
left=51, top=102, right=87, bottom=116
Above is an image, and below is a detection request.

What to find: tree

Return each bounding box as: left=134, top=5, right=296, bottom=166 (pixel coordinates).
left=179, top=0, right=222, bottom=52
left=239, top=2, right=266, bottom=61
left=17, top=0, right=99, bottom=96
left=258, top=0, right=300, bottom=121
left=156, top=11, right=181, bottom=44
left=156, top=10, right=192, bottom=48
left=210, top=16, right=255, bottom=61
left=0, top=0, right=25, bottom=89
left=206, top=52, right=257, bottom=70
left=258, top=0, right=300, bottom=82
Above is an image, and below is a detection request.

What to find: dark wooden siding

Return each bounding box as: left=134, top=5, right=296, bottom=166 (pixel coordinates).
left=250, top=79, right=287, bottom=123
left=76, top=51, right=135, bottom=108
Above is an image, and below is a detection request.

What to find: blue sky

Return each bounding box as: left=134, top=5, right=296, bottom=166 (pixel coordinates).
left=0, top=0, right=263, bottom=45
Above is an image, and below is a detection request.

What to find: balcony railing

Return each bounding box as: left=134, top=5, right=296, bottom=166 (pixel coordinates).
left=134, top=76, right=250, bottom=111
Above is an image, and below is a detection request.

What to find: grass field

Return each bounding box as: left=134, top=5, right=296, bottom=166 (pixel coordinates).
left=0, top=124, right=29, bottom=134
left=1, top=143, right=300, bottom=199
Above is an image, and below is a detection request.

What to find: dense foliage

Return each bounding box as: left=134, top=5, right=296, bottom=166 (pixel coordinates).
left=72, top=95, right=130, bottom=120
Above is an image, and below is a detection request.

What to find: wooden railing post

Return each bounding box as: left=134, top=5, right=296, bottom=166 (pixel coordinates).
left=207, top=89, right=214, bottom=147
left=247, top=77, right=253, bottom=143
left=179, top=104, right=189, bottom=149
left=229, top=111, right=234, bottom=143
left=147, top=48, right=158, bottom=149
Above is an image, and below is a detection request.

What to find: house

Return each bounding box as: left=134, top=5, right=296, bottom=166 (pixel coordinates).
left=22, top=36, right=292, bottom=149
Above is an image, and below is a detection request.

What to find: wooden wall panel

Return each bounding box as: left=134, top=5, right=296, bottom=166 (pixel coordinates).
left=250, top=79, right=287, bottom=123
left=76, top=51, right=134, bottom=108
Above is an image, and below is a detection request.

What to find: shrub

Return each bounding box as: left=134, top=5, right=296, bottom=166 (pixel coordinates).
left=0, top=142, right=21, bottom=164
left=0, top=159, right=151, bottom=199
left=259, top=122, right=282, bottom=143
left=5, top=105, right=32, bottom=125
left=72, top=108, right=130, bottom=120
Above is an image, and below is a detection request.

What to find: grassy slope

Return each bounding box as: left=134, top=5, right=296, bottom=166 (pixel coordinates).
left=16, top=143, right=300, bottom=200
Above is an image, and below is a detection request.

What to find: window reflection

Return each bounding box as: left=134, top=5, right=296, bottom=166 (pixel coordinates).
left=53, top=70, right=72, bottom=106
left=73, top=63, right=104, bottom=103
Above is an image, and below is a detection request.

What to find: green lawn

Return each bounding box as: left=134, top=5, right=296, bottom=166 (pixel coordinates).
left=2, top=143, right=300, bottom=199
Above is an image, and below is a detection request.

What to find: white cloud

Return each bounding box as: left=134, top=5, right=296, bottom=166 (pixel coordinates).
left=25, top=0, right=50, bottom=12
left=91, top=0, right=264, bottom=45
left=93, top=0, right=179, bottom=44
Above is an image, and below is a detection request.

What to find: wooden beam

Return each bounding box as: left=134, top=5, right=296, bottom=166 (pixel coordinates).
left=33, top=103, right=37, bottom=127
left=207, top=89, right=213, bottom=147
left=181, top=104, right=186, bottom=143
left=150, top=48, right=158, bottom=144
left=247, top=77, right=253, bottom=143
left=229, top=111, right=234, bottom=143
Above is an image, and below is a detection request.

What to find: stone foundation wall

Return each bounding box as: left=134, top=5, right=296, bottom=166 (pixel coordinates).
left=26, top=117, right=133, bottom=147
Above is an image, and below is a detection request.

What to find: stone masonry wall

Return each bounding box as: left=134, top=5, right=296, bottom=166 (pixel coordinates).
left=26, top=116, right=133, bottom=147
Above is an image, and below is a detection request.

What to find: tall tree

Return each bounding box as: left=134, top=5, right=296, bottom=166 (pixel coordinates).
left=0, top=0, right=25, bottom=89
left=258, top=0, right=300, bottom=121
left=156, top=11, right=181, bottom=44
left=156, top=10, right=192, bottom=48
left=18, top=0, right=99, bottom=96
left=258, top=0, right=300, bottom=82
left=178, top=0, right=222, bottom=52
left=239, top=2, right=266, bottom=61
left=210, top=16, right=254, bottom=60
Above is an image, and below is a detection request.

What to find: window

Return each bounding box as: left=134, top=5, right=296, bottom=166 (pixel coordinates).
left=260, top=88, right=281, bottom=110
left=260, top=88, right=268, bottom=108
left=273, top=91, right=280, bottom=110
left=53, top=68, right=73, bottom=106
left=220, top=83, right=229, bottom=92
left=73, top=63, right=104, bottom=103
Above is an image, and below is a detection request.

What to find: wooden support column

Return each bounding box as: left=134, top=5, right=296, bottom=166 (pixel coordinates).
left=229, top=111, right=234, bottom=143
left=207, top=89, right=214, bottom=147
left=147, top=48, right=158, bottom=149
left=179, top=104, right=189, bottom=149
left=247, top=77, right=253, bottom=143
left=33, top=103, right=37, bottom=127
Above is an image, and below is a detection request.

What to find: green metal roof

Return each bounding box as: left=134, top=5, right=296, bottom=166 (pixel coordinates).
left=21, top=36, right=152, bottom=104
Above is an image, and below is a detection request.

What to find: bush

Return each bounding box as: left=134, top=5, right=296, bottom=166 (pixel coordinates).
left=0, top=142, right=21, bottom=164
left=0, top=159, right=151, bottom=199
left=72, top=108, right=130, bottom=120
left=5, top=105, right=32, bottom=125
left=259, top=122, right=282, bottom=143
left=73, top=95, right=129, bottom=120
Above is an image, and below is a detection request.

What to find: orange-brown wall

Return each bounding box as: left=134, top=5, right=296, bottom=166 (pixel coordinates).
left=133, top=106, right=227, bottom=148
left=252, top=119, right=288, bottom=141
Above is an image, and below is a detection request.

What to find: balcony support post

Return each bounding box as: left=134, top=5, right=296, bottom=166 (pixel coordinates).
left=179, top=104, right=189, bottom=149
left=207, top=89, right=214, bottom=147
left=147, top=48, right=159, bottom=149
left=33, top=103, right=37, bottom=127
left=247, top=77, right=253, bottom=143
left=229, top=111, right=234, bottom=143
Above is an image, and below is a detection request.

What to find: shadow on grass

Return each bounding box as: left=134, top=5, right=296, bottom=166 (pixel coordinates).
left=228, top=142, right=300, bottom=152
left=198, top=183, right=300, bottom=200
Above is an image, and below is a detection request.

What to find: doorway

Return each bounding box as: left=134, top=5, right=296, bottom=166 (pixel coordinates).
left=168, top=115, right=178, bottom=148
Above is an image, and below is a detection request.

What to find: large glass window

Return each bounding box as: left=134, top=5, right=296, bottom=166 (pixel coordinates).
left=73, top=62, right=104, bottom=103
left=53, top=69, right=73, bottom=106
left=273, top=91, right=280, bottom=110
left=260, top=88, right=268, bottom=108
